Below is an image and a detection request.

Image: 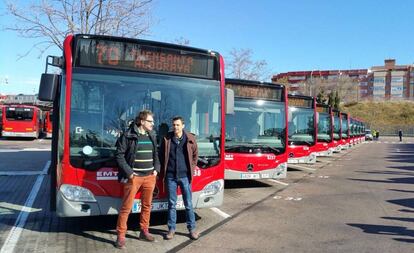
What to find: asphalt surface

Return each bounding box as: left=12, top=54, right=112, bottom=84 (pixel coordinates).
left=0, top=136, right=413, bottom=252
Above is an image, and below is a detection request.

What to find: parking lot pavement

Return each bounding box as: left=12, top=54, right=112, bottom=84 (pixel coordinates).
left=3, top=140, right=413, bottom=252
left=180, top=141, right=414, bottom=253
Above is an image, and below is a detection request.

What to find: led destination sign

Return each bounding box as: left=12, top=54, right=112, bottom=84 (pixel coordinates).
left=75, top=37, right=217, bottom=79
left=288, top=97, right=313, bottom=108
left=226, top=83, right=283, bottom=101
left=316, top=106, right=330, bottom=113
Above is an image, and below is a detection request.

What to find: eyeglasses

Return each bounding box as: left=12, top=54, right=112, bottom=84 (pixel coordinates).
left=144, top=119, right=155, bottom=124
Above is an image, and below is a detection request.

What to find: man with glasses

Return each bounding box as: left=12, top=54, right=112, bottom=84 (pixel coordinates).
left=115, top=110, right=160, bottom=249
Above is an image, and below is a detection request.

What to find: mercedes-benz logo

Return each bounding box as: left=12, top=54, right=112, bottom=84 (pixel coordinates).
left=247, top=163, right=254, bottom=171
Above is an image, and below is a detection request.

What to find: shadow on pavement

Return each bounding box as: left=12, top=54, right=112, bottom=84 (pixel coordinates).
left=224, top=179, right=272, bottom=189
left=346, top=143, right=414, bottom=243
left=347, top=223, right=414, bottom=243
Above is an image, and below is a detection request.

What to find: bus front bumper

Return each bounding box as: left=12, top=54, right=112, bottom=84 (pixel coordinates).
left=288, top=153, right=317, bottom=164
left=315, top=148, right=334, bottom=157
left=56, top=180, right=224, bottom=217
left=225, top=163, right=287, bottom=180
left=2, top=131, right=37, bottom=138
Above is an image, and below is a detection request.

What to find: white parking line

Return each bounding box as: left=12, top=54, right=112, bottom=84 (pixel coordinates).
left=0, top=160, right=50, bottom=253
left=210, top=207, right=231, bottom=219
left=0, top=171, right=48, bottom=176
left=0, top=148, right=50, bottom=153
left=267, top=179, right=289, bottom=186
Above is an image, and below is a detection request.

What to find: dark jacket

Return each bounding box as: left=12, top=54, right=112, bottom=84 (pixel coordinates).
left=160, top=131, right=198, bottom=183
left=166, top=133, right=189, bottom=179
left=115, top=124, right=160, bottom=182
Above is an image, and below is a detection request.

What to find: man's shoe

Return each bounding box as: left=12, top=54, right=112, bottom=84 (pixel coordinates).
left=189, top=231, right=199, bottom=240
left=139, top=229, right=155, bottom=242
left=115, top=236, right=126, bottom=249
left=165, top=230, right=175, bottom=240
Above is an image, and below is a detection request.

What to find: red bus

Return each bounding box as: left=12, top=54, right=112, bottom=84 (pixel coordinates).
left=340, top=112, right=350, bottom=149
left=44, top=110, right=53, bottom=138
left=332, top=109, right=343, bottom=152
left=314, top=104, right=334, bottom=157
left=2, top=105, right=43, bottom=138
left=0, top=105, right=3, bottom=135
left=38, top=34, right=231, bottom=217
left=224, top=79, right=288, bottom=180
left=287, top=94, right=317, bottom=164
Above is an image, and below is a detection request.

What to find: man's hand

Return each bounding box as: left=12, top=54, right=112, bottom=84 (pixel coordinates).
left=153, top=170, right=158, bottom=176
left=129, top=174, right=134, bottom=179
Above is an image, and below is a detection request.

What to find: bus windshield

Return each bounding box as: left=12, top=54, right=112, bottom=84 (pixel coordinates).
left=341, top=116, right=349, bottom=138
left=288, top=107, right=315, bottom=145
left=225, top=98, right=286, bottom=154
left=317, top=113, right=332, bottom=142
left=333, top=116, right=341, bottom=140
left=69, top=69, right=221, bottom=169
left=6, top=107, right=34, bottom=121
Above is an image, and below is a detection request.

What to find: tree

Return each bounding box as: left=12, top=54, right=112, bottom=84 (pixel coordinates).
left=4, top=0, right=155, bottom=56
left=327, top=91, right=334, bottom=108
left=226, top=48, right=270, bottom=81
left=334, top=90, right=341, bottom=110
left=316, top=89, right=327, bottom=104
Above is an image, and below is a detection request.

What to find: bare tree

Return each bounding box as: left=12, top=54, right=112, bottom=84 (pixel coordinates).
left=226, top=48, right=270, bottom=81
left=3, top=0, right=155, bottom=56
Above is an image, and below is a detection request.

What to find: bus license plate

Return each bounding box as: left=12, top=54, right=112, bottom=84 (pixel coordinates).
left=241, top=173, right=260, bottom=179
left=132, top=200, right=184, bottom=213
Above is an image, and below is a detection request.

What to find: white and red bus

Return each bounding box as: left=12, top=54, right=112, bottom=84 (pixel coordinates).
left=224, top=79, right=288, bottom=180
left=332, top=109, right=342, bottom=152
left=340, top=112, right=351, bottom=149
left=314, top=103, right=334, bottom=157
left=38, top=34, right=231, bottom=217
left=287, top=94, right=317, bottom=164
left=0, top=104, right=3, bottom=135
left=44, top=110, right=53, bottom=138
left=2, top=104, right=43, bottom=138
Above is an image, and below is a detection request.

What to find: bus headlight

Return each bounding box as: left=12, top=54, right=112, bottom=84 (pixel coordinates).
left=60, top=184, right=97, bottom=202
left=201, top=180, right=224, bottom=197
left=275, top=162, right=287, bottom=174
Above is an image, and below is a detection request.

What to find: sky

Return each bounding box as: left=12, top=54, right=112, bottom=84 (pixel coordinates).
left=1, top=0, right=414, bottom=95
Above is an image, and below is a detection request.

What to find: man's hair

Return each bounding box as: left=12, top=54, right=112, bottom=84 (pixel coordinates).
left=135, top=110, right=153, bottom=126
left=172, top=116, right=185, bottom=124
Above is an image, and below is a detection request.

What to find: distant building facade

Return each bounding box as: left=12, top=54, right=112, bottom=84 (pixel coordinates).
left=272, top=59, right=414, bottom=101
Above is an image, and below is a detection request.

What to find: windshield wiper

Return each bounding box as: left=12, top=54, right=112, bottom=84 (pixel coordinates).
left=249, top=144, right=282, bottom=154
left=83, top=156, right=115, bottom=168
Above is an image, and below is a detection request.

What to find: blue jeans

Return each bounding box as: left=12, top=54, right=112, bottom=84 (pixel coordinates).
left=166, top=176, right=196, bottom=232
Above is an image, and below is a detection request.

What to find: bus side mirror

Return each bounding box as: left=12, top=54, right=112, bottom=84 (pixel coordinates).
left=225, top=88, right=234, bottom=114
left=38, top=73, right=60, bottom=101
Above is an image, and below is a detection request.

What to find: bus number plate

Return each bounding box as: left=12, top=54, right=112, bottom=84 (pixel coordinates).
left=241, top=173, right=260, bottom=179
left=132, top=200, right=184, bottom=213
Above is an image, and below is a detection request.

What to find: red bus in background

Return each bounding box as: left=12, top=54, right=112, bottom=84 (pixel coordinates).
left=38, top=34, right=231, bottom=217
left=314, top=103, right=334, bottom=157
left=44, top=110, right=53, bottom=138
left=0, top=105, right=3, bottom=135
left=340, top=112, right=350, bottom=149
left=287, top=94, right=317, bottom=164
left=2, top=105, right=43, bottom=138
left=349, top=117, right=355, bottom=146
left=224, top=79, right=288, bottom=180
left=332, top=109, right=342, bottom=152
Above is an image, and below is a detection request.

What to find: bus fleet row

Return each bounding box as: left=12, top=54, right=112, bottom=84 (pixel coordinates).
left=224, top=78, right=366, bottom=182
left=35, top=34, right=365, bottom=217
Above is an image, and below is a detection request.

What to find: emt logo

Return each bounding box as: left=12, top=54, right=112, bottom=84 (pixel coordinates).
left=96, top=168, right=118, bottom=180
